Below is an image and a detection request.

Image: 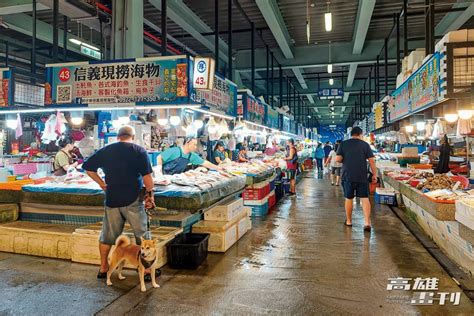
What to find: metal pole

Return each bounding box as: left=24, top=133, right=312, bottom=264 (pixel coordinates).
left=271, top=52, right=274, bottom=107
left=31, top=0, right=37, bottom=79
left=63, top=16, right=68, bottom=61
left=403, top=0, right=408, bottom=57
left=384, top=38, right=388, bottom=96
left=376, top=56, right=379, bottom=101
left=429, top=0, right=435, bottom=54
left=227, top=0, right=232, bottom=80
left=279, top=64, right=282, bottom=107
left=161, top=0, right=167, bottom=56
left=369, top=69, right=372, bottom=106
left=396, top=14, right=400, bottom=74
left=4, top=42, right=8, bottom=67
left=214, top=0, right=219, bottom=72
left=52, top=0, right=59, bottom=62
left=425, top=0, right=430, bottom=54
left=251, top=22, right=255, bottom=94
left=287, top=78, right=290, bottom=108
left=266, top=46, right=269, bottom=103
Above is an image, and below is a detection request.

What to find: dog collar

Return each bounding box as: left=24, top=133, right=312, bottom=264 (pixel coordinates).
left=139, top=255, right=156, bottom=269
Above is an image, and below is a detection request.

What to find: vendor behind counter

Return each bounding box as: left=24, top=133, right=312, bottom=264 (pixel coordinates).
left=53, top=136, right=79, bottom=176
left=156, top=137, right=220, bottom=175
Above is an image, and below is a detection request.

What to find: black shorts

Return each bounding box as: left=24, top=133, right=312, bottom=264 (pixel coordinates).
left=287, top=169, right=297, bottom=180
left=331, top=167, right=341, bottom=176
left=342, top=181, right=369, bottom=199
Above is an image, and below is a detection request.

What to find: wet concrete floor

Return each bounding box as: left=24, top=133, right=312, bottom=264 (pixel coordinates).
left=1, top=174, right=473, bottom=315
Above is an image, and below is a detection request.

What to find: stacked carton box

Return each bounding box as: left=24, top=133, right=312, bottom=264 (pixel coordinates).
left=243, top=180, right=272, bottom=217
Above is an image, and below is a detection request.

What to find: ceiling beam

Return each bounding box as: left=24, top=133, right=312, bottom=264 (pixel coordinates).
left=292, top=67, right=308, bottom=89
left=352, top=0, right=376, bottom=55
left=2, top=13, right=84, bottom=56
left=235, top=38, right=423, bottom=72
left=0, top=0, right=49, bottom=15
left=255, top=0, right=293, bottom=59
left=435, top=2, right=474, bottom=35
left=148, top=0, right=228, bottom=61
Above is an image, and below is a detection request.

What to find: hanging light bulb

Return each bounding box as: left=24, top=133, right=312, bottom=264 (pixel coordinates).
left=444, top=113, right=458, bottom=123
left=207, top=117, right=218, bottom=134
left=327, top=64, right=333, bottom=74
left=329, top=78, right=334, bottom=85
left=458, top=110, right=473, bottom=120
left=219, top=119, right=230, bottom=134
left=169, top=109, right=181, bottom=126
left=193, top=119, right=204, bottom=129
left=70, top=111, right=84, bottom=126
left=6, top=114, right=17, bottom=129
left=157, top=109, right=169, bottom=126
left=324, top=12, right=332, bottom=32
left=405, top=125, right=414, bottom=133
left=416, top=122, right=426, bottom=131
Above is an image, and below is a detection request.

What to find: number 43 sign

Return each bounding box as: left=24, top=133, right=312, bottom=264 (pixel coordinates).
left=193, top=57, right=215, bottom=90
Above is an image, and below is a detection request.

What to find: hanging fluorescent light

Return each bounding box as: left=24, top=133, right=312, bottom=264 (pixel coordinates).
left=329, top=78, right=334, bottom=85
left=306, top=21, right=310, bottom=45
left=81, top=42, right=100, bottom=51
left=324, top=12, right=332, bottom=32
left=69, top=38, right=82, bottom=45
left=327, top=64, right=333, bottom=74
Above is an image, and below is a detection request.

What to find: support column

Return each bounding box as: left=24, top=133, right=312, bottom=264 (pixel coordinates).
left=376, top=56, right=379, bottom=101
left=429, top=0, right=435, bottom=54
left=31, top=0, right=37, bottom=78
left=425, top=0, right=430, bottom=54
left=227, top=0, right=232, bottom=80
left=52, top=0, right=59, bottom=62
left=384, top=38, right=388, bottom=96
left=161, top=0, right=167, bottom=56
left=279, top=65, right=282, bottom=107
left=214, top=0, right=219, bottom=72
left=396, top=14, right=400, bottom=74
left=403, top=0, right=408, bottom=57
left=112, top=0, right=144, bottom=59
left=63, top=16, right=68, bottom=61
left=271, top=52, right=274, bottom=107
left=251, top=22, right=255, bottom=94
left=266, top=46, right=269, bottom=103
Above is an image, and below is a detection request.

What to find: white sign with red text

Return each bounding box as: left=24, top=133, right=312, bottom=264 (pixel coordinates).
left=193, top=57, right=215, bottom=90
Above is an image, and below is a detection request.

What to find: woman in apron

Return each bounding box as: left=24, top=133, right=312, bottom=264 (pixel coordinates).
left=53, top=136, right=78, bottom=176
left=284, top=139, right=298, bottom=196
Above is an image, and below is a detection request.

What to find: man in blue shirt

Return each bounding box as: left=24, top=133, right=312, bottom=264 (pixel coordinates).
left=83, top=125, right=156, bottom=279
left=336, top=127, right=377, bottom=232
left=156, top=137, right=220, bottom=175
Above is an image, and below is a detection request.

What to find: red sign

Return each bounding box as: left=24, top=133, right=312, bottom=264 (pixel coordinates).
left=58, top=68, right=71, bottom=82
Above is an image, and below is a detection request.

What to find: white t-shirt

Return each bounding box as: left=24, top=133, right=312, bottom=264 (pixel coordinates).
left=329, top=150, right=342, bottom=168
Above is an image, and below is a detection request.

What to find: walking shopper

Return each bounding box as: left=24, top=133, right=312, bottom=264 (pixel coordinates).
left=314, top=143, right=325, bottom=173
left=285, top=138, right=298, bottom=196
left=325, top=141, right=342, bottom=186
left=323, top=141, right=332, bottom=172
left=336, top=127, right=377, bottom=232
left=83, top=126, right=157, bottom=280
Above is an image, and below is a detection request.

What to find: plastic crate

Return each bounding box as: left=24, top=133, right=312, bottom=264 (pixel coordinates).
left=244, top=197, right=269, bottom=217
left=374, top=188, right=397, bottom=206
left=268, top=190, right=276, bottom=209
left=247, top=202, right=269, bottom=217
left=166, top=233, right=210, bottom=269
left=242, top=184, right=270, bottom=200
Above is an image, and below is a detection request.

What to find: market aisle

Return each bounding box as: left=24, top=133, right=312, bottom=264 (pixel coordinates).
left=97, top=174, right=473, bottom=315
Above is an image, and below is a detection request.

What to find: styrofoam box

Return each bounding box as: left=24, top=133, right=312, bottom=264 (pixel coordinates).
left=375, top=188, right=396, bottom=196
left=248, top=180, right=270, bottom=189
left=204, top=198, right=244, bottom=222
left=244, top=196, right=269, bottom=206
left=192, top=208, right=247, bottom=252
left=408, top=50, right=425, bottom=70
left=455, top=199, right=474, bottom=230
left=236, top=216, right=251, bottom=239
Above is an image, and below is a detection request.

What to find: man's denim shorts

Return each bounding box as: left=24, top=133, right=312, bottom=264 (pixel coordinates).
left=99, top=198, right=149, bottom=245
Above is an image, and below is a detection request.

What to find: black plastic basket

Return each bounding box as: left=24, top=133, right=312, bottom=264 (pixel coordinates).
left=166, top=233, right=210, bottom=269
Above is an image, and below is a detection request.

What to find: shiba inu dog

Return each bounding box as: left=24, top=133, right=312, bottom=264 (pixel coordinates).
left=107, top=235, right=160, bottom=292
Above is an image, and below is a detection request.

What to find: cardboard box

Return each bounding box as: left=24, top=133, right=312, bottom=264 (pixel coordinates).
left=204, top=198, right=243, bottom=222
